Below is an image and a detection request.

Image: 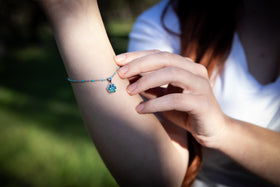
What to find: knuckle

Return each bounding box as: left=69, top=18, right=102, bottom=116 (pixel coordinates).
left=160, top=52, right=186, bottom=68
left=150, top=49, right=161, bottom=53
left=159, top=51, right=171, bottom=56
left=166, top=66, right=180, bottom=76
left=184, top=57, right=195, bottom=62
left=197, top=64, right=208, bottom=78
left=159, top=51, right=173, bottom=64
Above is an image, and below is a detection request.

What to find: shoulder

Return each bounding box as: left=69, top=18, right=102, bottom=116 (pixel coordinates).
left=128, top=0, right=181, bottom=53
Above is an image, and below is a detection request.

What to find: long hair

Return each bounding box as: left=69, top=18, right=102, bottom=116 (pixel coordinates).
left=161, top=0, right=241, bottom=186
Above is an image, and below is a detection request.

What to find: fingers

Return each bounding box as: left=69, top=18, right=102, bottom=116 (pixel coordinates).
left=136, top=93, right=199, bottom=115
left=115, top=50, right=208, bottom=79
left=115, top=50, right=212, bottom=119
left=126, top=67, right=208, bottom=95
left=114, top=50, right=161, bottom=66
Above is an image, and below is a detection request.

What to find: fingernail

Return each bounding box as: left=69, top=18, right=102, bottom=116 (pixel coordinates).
left=127, top=82, right=137, bottom=94
left=115, top=54, right=126, bottom=62
left=136, top=103, right=144, bottom=113
left=118, top=66, right=128, bottom=75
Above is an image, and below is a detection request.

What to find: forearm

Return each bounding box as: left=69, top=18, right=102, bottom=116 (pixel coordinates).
left=213, top=117, right=280, bottom=185
left=40, top=1, right=187, bottom=186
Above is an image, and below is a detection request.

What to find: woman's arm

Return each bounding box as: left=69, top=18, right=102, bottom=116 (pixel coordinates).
left=39, top=1, right=188, bottom=186
left=213, top=118, right=280, bottom=186
left=115, top=50, right=280, bottom=186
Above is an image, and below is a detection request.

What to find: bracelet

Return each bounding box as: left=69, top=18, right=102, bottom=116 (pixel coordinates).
left=67, top=66, right=120, bottom=93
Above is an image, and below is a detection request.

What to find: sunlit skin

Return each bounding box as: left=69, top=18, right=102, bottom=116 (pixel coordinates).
left=115, top=50, right=226, bottom=146
left=115, top=49, right=280, bottom=186
left=38, top=0, right=189, bottom=186
left=38, top=0, right=280, bottom=186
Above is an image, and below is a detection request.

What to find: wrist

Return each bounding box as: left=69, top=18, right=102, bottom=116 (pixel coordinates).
left=201, top=115, right=234, bottom=150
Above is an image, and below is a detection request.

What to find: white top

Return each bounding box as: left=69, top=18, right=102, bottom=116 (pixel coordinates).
left=128, top=0, right=280, bottom=186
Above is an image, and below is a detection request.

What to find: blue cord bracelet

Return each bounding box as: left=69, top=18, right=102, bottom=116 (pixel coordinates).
left=67, top=66, right=120, bottom=93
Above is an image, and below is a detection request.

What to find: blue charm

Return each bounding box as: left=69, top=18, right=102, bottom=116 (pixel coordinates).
left=106, top=78, right=116, bottom=93
left=107, top=83, right=117, bottom=93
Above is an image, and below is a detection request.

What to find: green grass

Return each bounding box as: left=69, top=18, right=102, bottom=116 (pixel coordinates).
left=0, top=20, right=133, bottom=187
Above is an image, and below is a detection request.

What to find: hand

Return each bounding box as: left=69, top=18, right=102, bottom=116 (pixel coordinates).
left=115, top=50, right=229, bottom=147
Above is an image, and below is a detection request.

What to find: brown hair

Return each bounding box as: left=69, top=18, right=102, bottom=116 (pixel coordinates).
left=161, top=0, right=241, bottom=186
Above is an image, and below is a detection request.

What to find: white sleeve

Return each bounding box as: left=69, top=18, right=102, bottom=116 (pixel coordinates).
left=127, top=0, right=181, bottom=54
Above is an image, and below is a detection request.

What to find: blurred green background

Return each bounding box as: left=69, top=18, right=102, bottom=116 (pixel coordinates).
left=0, top=0, right=158, bottom=186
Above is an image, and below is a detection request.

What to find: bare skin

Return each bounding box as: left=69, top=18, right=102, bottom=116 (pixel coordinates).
left=37, top=0, right=280, bottom=186
left=115, top=49, right=280, bottom=186
left=113, top=1, right=280, bottom=185
left=38, top=0, right=189, bottom=186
